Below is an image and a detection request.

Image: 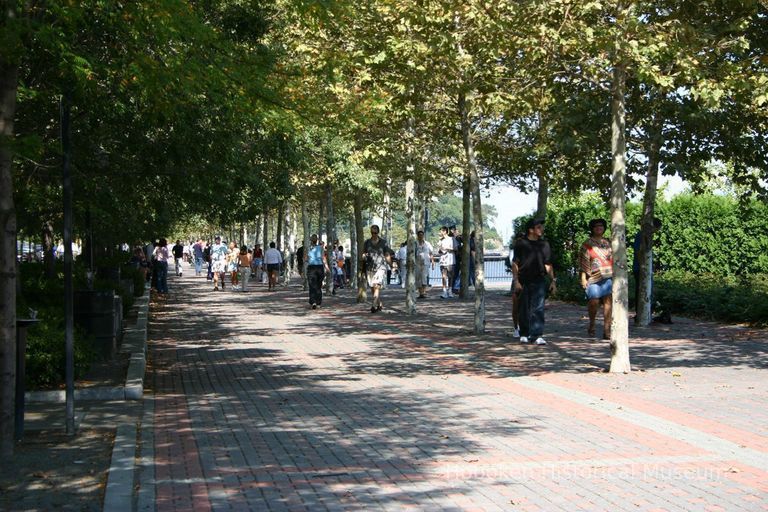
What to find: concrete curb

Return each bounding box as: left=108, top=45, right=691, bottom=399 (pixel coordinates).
left=25, top=292, right=150, bottom=403
left=103, top=423, right=138, bottom=511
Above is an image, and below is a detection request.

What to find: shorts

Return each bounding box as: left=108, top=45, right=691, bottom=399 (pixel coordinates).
left=586, top=278, right=612, bottom=300
left=212, top=260, right=227, bottom=273
left=367, top=267, right=387, bottom=288
left=267, top=263, right=280, bottom=273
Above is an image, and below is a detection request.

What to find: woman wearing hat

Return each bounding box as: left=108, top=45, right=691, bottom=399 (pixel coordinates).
left=580, top=219, right=613, bottom=338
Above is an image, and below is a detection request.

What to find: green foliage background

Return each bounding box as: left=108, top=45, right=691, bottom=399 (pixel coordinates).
left=527, top=192, right=768, bottom=325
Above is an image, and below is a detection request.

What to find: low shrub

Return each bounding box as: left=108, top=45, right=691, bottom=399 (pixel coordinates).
left=655, top=271, right=768, bottom=326
left=552, top=270, right=768, bottom=326
left=24, top=307, right=95, bottom=389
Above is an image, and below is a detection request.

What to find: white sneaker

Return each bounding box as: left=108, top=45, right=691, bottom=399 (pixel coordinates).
left=520, top=336, right=529, bottom=344
left=513, top=328, right=520, bottom=338
left=535, top=337, right=547, bottom=345
left=440, top=293, right=448, bottom=299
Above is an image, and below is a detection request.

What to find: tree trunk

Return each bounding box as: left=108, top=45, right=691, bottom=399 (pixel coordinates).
left=460, top=170, right=471, bottom=299
left=349, top=211, right=358, bottom=289
left=636, top=118, right=662, bottom=326
left=317, top=198, right=324, bottom=243
left=325, top=184, right=335, bottom=294
left=276, top=202, right=284, bottom=250
left=415, top=181, right=425, bottom=233
left=262, top=212, right=269, bottom=246
left=301, top=199, right=310, bottom=291
left=353, top=194, right=367, bottom=303
left=459, top=91, right=485, bottom=333
left=536, top=168, right=549, bottom=219
left=254, top=215, right=262, bottom=247
left=382, top=181, right=391, bottom=247
left=42, top=220, right=55, bottom=278
left=609, top=63, right=631, bottom=373
left=284, top=202, right=294, bottom=281
left=0, top=51, right=18, bottom=458
left=405, top=178, right=417, bottom=315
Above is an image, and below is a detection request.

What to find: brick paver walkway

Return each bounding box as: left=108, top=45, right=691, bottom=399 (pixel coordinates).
left=135, top=273, right=768, bottom=511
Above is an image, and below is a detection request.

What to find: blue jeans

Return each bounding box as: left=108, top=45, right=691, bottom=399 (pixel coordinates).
left=156, top=261, right=169, bottom=293
left=194, top=256, right=203, bottom=275
left=519, top=278, right=547, bottom=338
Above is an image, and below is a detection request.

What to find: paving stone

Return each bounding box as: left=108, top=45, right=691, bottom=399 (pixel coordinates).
left=136, top=275, right=768, bottom=510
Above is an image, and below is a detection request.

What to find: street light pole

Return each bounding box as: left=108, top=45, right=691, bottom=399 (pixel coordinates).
left=61, top=92, right=75, bottom=435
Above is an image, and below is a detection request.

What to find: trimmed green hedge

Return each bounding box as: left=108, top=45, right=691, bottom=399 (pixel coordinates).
left=655, top=271, right=768, bottom=326
left=552, top=270, right=768, bottom=326
left=18, top=263, right=95, bottom=389
left=524, top=192, right=768, bottom=326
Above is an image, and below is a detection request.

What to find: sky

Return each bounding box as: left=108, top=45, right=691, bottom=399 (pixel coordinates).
left=483, top=175, right=688, bottom=243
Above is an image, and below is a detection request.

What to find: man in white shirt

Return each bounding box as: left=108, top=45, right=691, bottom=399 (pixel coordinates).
left=437, top=226, right=455, bottom=299
left=264, top=241, right=283, bottom=291
left=396, top=242, right=408, bottom=288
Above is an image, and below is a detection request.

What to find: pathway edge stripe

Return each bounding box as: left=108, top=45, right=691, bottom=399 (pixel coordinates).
left=103, top=422, right=137, bottom=511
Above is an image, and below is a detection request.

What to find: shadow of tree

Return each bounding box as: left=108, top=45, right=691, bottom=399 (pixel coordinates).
left=141, top=274, right=767, bottom=509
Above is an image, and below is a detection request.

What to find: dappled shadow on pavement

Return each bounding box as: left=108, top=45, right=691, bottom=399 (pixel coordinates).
left=0, top=428, right=114, bottom=511
left=145, top=276, right=546, bottom=510
left=143, top=274, right=768, bottom=509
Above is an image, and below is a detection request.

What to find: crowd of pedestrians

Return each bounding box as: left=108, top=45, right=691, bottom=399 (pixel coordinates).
left=128, top=216, right=659, bottom=345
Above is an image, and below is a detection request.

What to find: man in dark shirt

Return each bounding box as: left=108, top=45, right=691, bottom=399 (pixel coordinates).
left=512, top=218, right=556, bottom=345
left=172, top=240, right=184, bottom=276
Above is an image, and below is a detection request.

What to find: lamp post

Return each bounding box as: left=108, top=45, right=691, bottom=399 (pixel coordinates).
left=61, top=93, right=75, bottom=435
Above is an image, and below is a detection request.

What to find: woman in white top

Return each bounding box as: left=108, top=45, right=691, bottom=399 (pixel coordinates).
left=152, top=238, right=170, bottom=294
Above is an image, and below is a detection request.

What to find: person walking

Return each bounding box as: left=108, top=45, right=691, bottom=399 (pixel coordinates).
left=153, top=238, right=170, bottom=295
left=193, top=239, right=205, bottom=276
left=437, top=226, right=456, bottom=299
left=237, top=245, right=252, bottom=292
left=512, top=219, right=556, bottom=345
left=252, top=243, right=264, bottom=285
left=333, top=244, right=345, bottom=294
left=228, top=241, right=239, bottom=289
left=264, top=241, right=283, bottom=291
left=172, top=239, right=184, bottom=276
left=305, top=234, right=329, bottom=309
left=396, top=241, right=408, bottom=288
left=362, top=224, right=392, bottom=313
left=580, top=218, right=613, bottom=339
left=210, top=236, right=230, bottom=291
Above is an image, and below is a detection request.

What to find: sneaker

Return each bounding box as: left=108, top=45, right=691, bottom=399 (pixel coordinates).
left=213, top=286, right=218, bottom=291
left=311, top=303, right=317, bottom=310
left=370, top=306, right=377, bottom=313
left=535, top=337, right=547, bottom=345
left=513, top=328, right=520, bottom=337
left=440, top=293, right=448, bottom=299
left=520, top=336, right=529, bottom=344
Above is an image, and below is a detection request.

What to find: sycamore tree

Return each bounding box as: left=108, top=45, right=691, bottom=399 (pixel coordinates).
left=524, top=0, right=765, bottom=371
